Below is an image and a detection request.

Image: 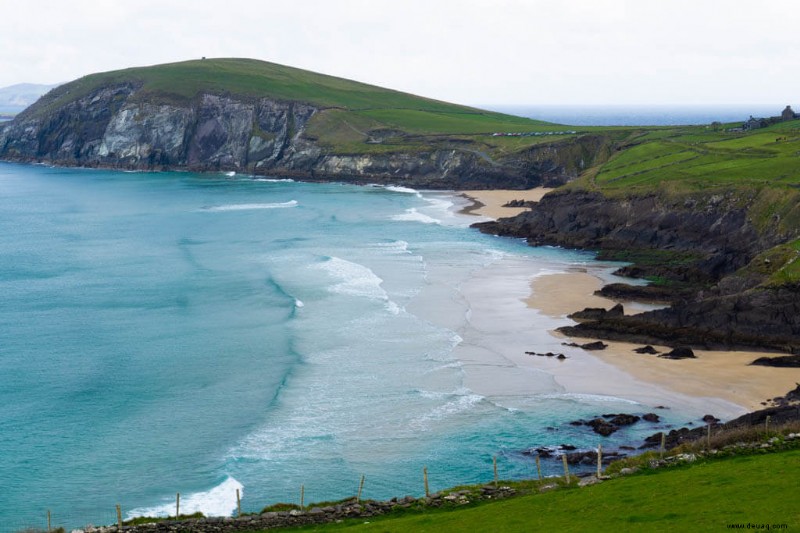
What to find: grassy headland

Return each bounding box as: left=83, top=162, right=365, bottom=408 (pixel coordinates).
left=20, top=57, right=572, bottom=158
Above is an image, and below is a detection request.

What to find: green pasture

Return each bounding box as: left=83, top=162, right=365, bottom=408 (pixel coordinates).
left=258, top=449, right=800, bottom=532
left=591, top=120, right=800, bottom=193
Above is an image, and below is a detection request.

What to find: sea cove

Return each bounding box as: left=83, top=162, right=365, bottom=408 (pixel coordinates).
left=0, top=162, right=744, bottom=529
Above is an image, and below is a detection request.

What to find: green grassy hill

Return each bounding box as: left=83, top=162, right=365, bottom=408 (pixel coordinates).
left=22, top=58, right=571, bottom=157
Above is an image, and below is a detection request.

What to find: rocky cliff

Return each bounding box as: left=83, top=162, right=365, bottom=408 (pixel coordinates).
left=0, top=81, right=608, bottom=189
left=476, top=188, right=800, bottom=353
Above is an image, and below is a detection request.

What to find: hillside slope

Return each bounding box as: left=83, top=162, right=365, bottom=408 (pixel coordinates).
left=0, top=58, right=610, bottom=188
left=477, top=119, right=800, bottom=352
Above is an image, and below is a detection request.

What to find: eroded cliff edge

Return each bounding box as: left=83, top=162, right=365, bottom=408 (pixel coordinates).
left=475, top=188, right=800, bottom=353
left=0, top=81, right=609, bottom=189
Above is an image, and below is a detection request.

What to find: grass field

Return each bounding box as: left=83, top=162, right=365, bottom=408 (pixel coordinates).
left=590, top=120, right=800, bottom=193
left=278, top=450, right=800, bottom=532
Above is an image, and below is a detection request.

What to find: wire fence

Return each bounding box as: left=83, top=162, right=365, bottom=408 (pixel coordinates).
left=0, top=451, right=600, bottom=533
left=1, top=508, right=119, bottom=533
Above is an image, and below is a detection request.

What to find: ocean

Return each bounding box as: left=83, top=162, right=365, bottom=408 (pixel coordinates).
left=483, top=104, right=781, bottom=126
left=0, top=162, right=729, bottom=529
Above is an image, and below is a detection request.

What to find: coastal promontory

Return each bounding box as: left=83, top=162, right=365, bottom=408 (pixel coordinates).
left=0, top=58, right=609, bottom=189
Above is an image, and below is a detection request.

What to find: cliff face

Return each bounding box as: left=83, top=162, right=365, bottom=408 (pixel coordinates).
left=477, top=189, right=792, bottom=279
left=476, top=189, right=800, bottom=352
left=0, top=84, right=607, bottom=189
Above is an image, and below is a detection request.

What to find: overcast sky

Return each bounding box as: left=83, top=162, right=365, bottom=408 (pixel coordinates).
left=1, top=0, right=797, bottom=106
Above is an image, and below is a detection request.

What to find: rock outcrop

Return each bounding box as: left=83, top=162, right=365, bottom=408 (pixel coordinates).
left=0, top=82, right=610, bottom=189
left=475, top=188, right=800, bottom=352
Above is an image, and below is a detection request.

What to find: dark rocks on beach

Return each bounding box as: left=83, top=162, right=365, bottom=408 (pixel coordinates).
left=525, top=351, right=568, bottom=359
left=596, top=282, right=681, bottom=304
left=582, top=341, right=609, bottom=351
left=751, top=354, right=800, bottom=367
left=569, top=303, right=624, bottom=321
left=642, top=413, right=661, bottom=423
left=702, top=414, right=721, bottom=425
left=634, top=345, right=660, bottom=354
left=658, top=346, right=696, bottom=359
left=502, top=199, right=538, bottom=208
left=561, top=340, right=608, bottom=350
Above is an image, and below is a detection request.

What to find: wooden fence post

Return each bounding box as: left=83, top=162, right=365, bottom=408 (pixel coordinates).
left=493, top=456, right=498, bottom=487
left=116, top=504, right=122, bottom=530
left=660, top=432, right=666, bottom=458
left=535, top=455, right=542, bottom=481
left=357, top=474, right=365, bottom=503
left=765, top=415, right=771, bottom=436
left=707, top=423, right=712, bottom=449
left=300, top=485, right=305, bottom=510
left=562, top=454, right=570, bottom=484
left=597, top=444, right=603, bottom=478
left=47, top=510, right=51, bottom=533
left=236, top=488, right=241, bottom=517
left=176, top=492, right=180, bottom=519
left=423, top=466, right=430, bottom=497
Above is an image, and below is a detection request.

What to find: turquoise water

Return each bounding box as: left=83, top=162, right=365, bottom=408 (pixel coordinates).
left=0, top=163, right=702, bottom=529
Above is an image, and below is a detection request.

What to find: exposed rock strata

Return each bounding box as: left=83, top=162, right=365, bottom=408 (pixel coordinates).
left=0, top=83, right=610, bottom=189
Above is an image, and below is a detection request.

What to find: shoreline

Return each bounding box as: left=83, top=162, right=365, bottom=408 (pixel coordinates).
left=456, top=188, right=798, bottom=418
left=458, top=187, right=551, bottom=219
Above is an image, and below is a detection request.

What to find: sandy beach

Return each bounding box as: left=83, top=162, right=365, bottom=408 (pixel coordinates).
left=458, top=187, right=552, bottom=219
left=458, top=189, right=800, bottom=417
left=531, top=271, right=799, bottom=413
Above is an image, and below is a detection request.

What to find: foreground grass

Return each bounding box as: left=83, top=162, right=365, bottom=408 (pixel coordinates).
left=273, top=450, right=800, bottom=532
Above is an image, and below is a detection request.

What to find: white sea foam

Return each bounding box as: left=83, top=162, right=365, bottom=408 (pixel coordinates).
left=295, top=299, right=305, bottom=308
left=315, top=257, right=386, bottom=299
left=371, top=240, right=411, bottom=254
left=424, top=361, right=464, bottom=374
left=409, top=389, right=485, bottom=430
left=423, top=196, right=454, bottom=211
left=127, top=477, right=243, bottom=519
left=253, top=177, right=295, bottom=183
left=390, top=208, right=441, bottom=224
left=202, top=200, right=298, bottom=211
left=384, top=185, right=422, bottom=197
left=224, top=171, right=237, bottom=177
left=313, top=257, right=400, bottom=313
left=537, top=392, right=641, bottom=405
